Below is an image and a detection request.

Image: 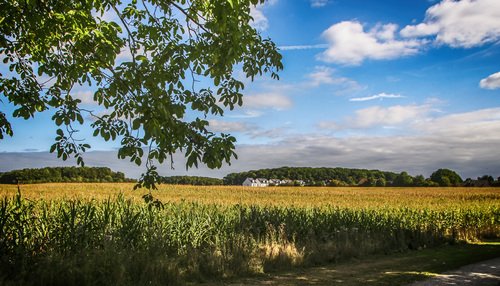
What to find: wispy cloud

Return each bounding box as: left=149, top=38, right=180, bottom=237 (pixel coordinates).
left=207, top=120, right=253, bottom=133
left=306, top=66, right=359, bottom=88
left=310, top=0, right=329, bottom=8
left=320, top=102, right=439, bottom=130
left=279, top=44, right=329, bottom=51
left=479, top=71, right=500, bottom=90
left=347, top=104, right=434, bottom=129
left=243, top=93, right=292, bottom=110
left=228, top=110, right=264, bottom=119
left=349, top=93, right=404, bottom=102
left=316, top=121, right=341, bottom=130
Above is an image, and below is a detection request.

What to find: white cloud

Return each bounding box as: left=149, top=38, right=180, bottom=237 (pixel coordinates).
left=207, top=120, right=251, bottom=133
left=228, top=110, right=264, bottom=119
left=310, top=0, right=329, bottom=8
left=401, top=0, right=500, bottom=48
left=317, top=121, right=341, bottom=130
left=343, top=104, right=435, bottom=129
left=249, top=0, right=277, bottom=31
left=4, top=108, right=500, bottom=180
left=307, top=66, right=337, bottom=86
left=413, top=107, right=500, bottom=138
left=243, top=93, right=292, bottom=110
left=250, top=6, right=268, bottom=31
left=279, top=44, right=329, bottom=51
left=248, top=127, right=289, bottom=139
left=306, top=66, right=353, bottom=87
left=479, top=72, right=500, bottom=90
left=349, top=93, right=404, bottom=102
left=318, top=21, right=423, bottom=65
left=72, top=90, right=96, bottom=104
left=370, top=23, right=399, bottom=41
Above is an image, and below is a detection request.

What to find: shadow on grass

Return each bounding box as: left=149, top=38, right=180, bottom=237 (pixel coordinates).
left=206, top=242, right=500, bottom=286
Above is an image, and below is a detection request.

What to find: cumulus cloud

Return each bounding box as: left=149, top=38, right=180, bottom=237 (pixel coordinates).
left=401, top=0, right=500, bottom=48
left=243, top=93, right=292, bottom=110
left=349, top=93, right=404, bottom=102
left=318, top=21, right=423, bottom=65
left=250, top=6, right=268, bottom=31
left=479, top=72, right=500, bottom=89
left=250, top=0, right=277, bottom=31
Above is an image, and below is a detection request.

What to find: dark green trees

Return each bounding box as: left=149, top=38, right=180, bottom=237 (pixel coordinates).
left=161, top=176, right=222, bottom=186
left=392, top=172, right=414, bottom=187
left=223, top=167, right=398, bottom=186
left=0, top=167, right=133, bottom=184
left=430, top=169, right=463, bottom=186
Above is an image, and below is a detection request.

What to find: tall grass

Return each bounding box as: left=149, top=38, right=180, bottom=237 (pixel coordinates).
left=0, top=186, right=498, bottom=285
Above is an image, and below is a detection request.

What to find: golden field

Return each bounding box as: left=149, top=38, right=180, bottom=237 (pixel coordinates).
left=1, top=183, right=499, bottom=210
left=1, top=183, right=499, bottom=285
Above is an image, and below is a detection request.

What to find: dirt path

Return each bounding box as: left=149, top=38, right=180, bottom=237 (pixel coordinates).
left=198, top=244, right=500, bottom=286
left=203, top=257, right=500, bottom=286
left=407, top=257, right=500, bottom=286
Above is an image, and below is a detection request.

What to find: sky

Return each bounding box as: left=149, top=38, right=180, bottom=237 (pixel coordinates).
left=1, top=0, right=500, bottom=179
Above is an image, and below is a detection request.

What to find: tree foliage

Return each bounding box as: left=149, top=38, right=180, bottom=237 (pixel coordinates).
left=0, top=0, right=282, bottom=189
left=223, top=167, right=400, bottom=186
left=160, top=175, right=222, bottom=185
left=430, top=169, right=463, bottom=187
left=0, top=166, right=133, bottom=184
left=223, top=167, right=469, bottom=187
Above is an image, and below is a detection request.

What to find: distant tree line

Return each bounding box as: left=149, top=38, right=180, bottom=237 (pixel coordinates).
left=2, top=166, right=498, bottom=187
left=160, top=176, right=223, bottom=186
left=223, top=167, right=500, bottom=187
left=0, top=167, right=135, bottom=184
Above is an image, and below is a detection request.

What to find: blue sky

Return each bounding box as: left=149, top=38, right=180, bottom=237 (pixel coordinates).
left=1, top=0, right=500, bottom=179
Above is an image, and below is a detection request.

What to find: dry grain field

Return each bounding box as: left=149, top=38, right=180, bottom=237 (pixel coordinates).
left=0, top=184, right=498, bottom=285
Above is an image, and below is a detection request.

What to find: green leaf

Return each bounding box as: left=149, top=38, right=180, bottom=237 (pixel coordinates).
left=76, top=113, right=84, bottom=124
left=132, top=118, right=141, bottom=130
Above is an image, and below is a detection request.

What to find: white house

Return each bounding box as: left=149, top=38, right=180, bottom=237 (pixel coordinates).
left=242, top=178, right=305, bottom=187
left=242, top=178, right=269, bottom=187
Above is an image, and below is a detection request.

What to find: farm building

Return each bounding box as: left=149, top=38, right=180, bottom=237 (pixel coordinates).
left=242, top=178, right=305, bottom=187
left=242, top=178, right=269, bottom=187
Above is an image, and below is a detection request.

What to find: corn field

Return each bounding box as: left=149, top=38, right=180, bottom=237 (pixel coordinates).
left=0, top=184, right=499, bottom=285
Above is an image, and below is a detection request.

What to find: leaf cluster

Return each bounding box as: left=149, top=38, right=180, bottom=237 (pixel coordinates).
left=0, top=0, right=283, bottom=189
